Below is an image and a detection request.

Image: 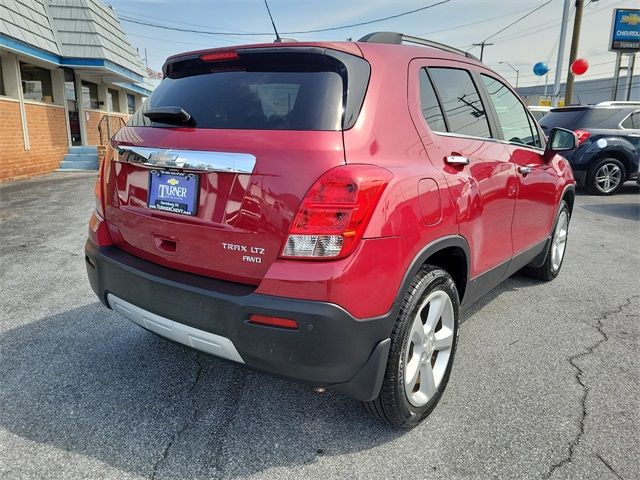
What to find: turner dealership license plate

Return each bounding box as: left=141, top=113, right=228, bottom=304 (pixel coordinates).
left=147, top=170, right=199, bottom=216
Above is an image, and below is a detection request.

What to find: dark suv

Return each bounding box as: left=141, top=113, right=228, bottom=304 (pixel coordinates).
left=539, top=102, right=640, bottom=195
left=86, top=32, right=576, bottom=427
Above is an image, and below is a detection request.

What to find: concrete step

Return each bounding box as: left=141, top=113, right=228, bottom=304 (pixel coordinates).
left=63, top=153, right=99, bottom=163
left=68, top=146, right=98, bottom=154
left=59, top=159, right=99, bottom=170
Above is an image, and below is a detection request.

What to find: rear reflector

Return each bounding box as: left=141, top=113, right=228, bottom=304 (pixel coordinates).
left=200, top=51, right=239, bottom=62
left=249, top=314, right=299, bottom=330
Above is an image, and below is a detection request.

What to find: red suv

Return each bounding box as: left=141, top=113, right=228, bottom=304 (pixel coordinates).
left=86, top=32, right=576, bottom=427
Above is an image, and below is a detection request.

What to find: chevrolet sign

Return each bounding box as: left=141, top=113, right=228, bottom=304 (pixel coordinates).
left=610, top=8, right=640, bottom=52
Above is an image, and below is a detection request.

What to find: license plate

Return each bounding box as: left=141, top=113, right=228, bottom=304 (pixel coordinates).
left=147, top=170, right=199, bottom=216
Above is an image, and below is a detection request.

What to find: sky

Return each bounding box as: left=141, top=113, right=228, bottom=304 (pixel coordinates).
left=105, top=0, right=637, bottom=88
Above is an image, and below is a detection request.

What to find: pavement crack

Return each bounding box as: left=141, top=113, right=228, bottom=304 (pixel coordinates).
left=213, top=368, right=247, bottom=479
left=546, top=296, right=638, bottom=479
left=596, top=454, right=624, bottom=480
left=150, top=352, right=203, bottom=480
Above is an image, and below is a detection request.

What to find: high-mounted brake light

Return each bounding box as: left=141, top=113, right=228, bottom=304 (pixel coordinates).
left=281, top=165, right=393, bottom=260
left=574, top=129, right=591, bottom=145
left=199, top=51, right=239, bottom=62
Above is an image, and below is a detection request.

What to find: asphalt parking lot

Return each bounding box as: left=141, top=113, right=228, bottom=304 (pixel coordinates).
left=0, top=172, right=638, bottom=480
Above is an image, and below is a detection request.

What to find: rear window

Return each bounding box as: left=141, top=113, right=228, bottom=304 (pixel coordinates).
left=539, top=109, right=586, bottom=131
left=577, top=108, right=627, bottom=129
left=129, top=50, right=369, bottom=131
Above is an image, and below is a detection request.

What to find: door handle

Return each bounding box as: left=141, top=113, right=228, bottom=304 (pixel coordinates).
left=518, top=166, right=532, bottom=175
left=445, top=156, right=470, bottom=166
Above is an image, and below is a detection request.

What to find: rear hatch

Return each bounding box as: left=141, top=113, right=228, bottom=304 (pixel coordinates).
left=539, top=107, right=587, bottom=134
left=105, top=45, right=369, bottom=285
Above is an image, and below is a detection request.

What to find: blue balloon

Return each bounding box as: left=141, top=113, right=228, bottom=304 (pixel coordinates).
left=533, top=62, right=550, bottom=76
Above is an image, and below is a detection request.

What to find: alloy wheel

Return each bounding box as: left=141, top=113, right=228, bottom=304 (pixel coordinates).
left=595, top=163, right=622, bottom=194
left=551, top=210, right=569, bottom=272
left=403, top=290, right=455, bottom=407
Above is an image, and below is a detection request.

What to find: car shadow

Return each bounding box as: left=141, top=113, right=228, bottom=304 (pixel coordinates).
left=578, top=202, right=639, bottom=221
left=0, top=303, right=402, bottom=479
left=461, top=272, right=542, bottom=321
left=575, top=183, right=640, bottom=197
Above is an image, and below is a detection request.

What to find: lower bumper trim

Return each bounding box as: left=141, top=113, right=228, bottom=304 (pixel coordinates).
left=108, top=294, right=245, bottom=364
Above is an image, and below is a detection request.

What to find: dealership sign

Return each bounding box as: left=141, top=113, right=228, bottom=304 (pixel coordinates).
left=610, top=8, right=640, bottom=52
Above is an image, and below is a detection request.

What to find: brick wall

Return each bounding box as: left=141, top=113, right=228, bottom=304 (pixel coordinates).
left=0, top=100, right=68, bottom=181
left=0, top=100, right=24, bottom=181
left=85, top=110, right=129, bottom=146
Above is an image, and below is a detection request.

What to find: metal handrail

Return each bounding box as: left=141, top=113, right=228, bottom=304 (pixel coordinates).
left=97, top=114, right=126, bottom=145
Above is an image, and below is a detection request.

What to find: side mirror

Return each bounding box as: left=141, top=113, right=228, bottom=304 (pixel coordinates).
left=546, top=127, right=577, bottom=152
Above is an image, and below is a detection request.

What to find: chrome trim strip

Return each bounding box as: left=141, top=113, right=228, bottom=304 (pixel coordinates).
left=117, top=146, right=256, bottom=174
left=107, top=294, right=245, bottom=364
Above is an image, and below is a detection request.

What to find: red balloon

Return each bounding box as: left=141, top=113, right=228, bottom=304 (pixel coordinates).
left=571, top=58, right=589, bottom=75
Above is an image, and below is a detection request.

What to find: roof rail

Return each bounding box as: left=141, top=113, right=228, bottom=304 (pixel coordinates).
left=596, top=101, right=640, bottom=106
left=358, top=32, right=480, bottom=61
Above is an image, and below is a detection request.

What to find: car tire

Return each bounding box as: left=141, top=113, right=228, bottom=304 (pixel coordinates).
left=586, top=157, right=626, bottom=195
left=524, top=201, right=570, bottom=281
left=362, top=265, right=459, bottom=428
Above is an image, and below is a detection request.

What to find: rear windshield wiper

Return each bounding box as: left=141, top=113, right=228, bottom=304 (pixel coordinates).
left=143, top=106, right=196, bottom=127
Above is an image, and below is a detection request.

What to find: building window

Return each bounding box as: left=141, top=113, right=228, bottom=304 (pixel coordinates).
left=82, top=81, right=99, bottom=109
left=107, top=88, right=121, bottom=112
left=20, top=62, right=53, bottom=103
left=127, top=93, right=136, bottom=114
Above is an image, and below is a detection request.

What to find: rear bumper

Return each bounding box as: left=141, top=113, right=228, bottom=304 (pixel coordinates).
left=85, top=241, right=393, bottom=401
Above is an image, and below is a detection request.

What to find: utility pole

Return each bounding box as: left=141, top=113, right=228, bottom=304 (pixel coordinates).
left=565, top=0, right=584, bottom=105
left=473, top=41, right=494, bottom=62
left=552, top=0, right=571, bottom=107
left=500, top=61, right=520, bottom=88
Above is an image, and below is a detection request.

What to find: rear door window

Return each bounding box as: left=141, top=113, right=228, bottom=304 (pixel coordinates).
left=481, top=75, right=541, bottom=148
left=418, top=69, right=447, bottom=132
left=621, top=111, right=640, bottom=129
left=427, top=68, right=491, bottom=139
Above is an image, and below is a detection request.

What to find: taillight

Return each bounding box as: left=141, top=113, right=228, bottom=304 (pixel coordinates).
left=94, top=146, right=109, bottom=218
left=574, top=130, right=591, bottom=145
left=281, top=165, right=393, bottom=260
left=94, top=170, right=104, bottom=219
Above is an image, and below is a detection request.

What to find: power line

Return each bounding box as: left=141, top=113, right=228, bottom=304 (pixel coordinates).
left=467, top=0, right=553, bottom=59
left=415, top=6, right=536, bottom=36
left=118, top=1, right=451, bottom=37
left=483, top=0, right=554, bottom=43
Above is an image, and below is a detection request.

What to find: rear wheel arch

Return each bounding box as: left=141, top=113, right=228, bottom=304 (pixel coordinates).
left=591, top=149, right=631, bottom=180
left=561, top=184, right=576, bottom=216
left=397, top=236, right=470, bottom=306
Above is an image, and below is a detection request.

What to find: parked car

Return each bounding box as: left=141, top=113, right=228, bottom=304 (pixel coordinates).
left=528, top=105, right=551, bottom=122
left=539, top=102, right=640, bottom=195
left=85, top=32, right=576, bottom=427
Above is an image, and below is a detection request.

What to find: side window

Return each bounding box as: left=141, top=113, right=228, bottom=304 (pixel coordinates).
left=428, top=68, right=491, bottom=139
left=418, top=69, right=447, bottom=132
left=621, top=111, right=640, bottom=129
left=481, top=75, right=541, bottom=148
left=526, top=111, right=542, bottom=148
